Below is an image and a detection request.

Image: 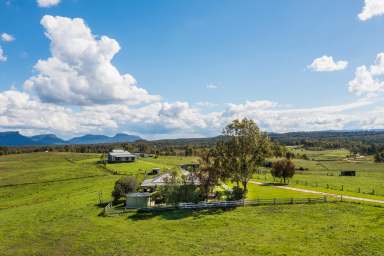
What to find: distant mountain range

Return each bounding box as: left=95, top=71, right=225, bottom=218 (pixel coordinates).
left=2, top=129, right=384, bottom=147
left=0, top=131, right=142, bottom=146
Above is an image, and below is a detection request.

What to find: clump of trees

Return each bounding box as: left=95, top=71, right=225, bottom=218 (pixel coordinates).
left=271, top=159, right=295, bottom=184
left=194, top=118, right=272, bottom=200
left=111, top=176, right=138, bottom=202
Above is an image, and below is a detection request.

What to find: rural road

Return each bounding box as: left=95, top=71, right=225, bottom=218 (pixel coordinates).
left=250, top=181, right=384, bottom=204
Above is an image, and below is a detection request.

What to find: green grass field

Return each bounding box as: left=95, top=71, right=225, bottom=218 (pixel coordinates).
left=256, top=148, right=384, bottom=198
left=1, top=152, right=384, bottom=255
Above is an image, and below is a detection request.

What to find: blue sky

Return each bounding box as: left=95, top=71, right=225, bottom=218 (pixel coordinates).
left=1, top=0, right=384, bottom=139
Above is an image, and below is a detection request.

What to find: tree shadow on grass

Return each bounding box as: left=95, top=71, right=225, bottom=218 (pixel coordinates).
left=259, top=182, right=287, bottom=186
left=127, top=207, right=235, bottom=221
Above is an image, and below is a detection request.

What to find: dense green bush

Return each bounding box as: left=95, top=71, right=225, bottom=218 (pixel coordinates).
left=112, top=176, right=138, bottom=202
left=158, top=185, right=201, bottom=204
left=271, top=159, right=295, bottom=183
left=225, top=186, right=245, bottom=200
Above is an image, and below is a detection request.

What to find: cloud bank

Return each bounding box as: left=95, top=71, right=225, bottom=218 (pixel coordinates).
left=1, top=14, right=384, bottom=139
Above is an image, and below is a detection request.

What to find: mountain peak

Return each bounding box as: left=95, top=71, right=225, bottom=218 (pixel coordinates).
left=0, top=131, right=142, bottom=146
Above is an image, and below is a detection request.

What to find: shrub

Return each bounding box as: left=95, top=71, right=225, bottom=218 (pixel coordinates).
left=225, top=186, right=245, bottom=200
left=111, top=176, right=138, bottom=202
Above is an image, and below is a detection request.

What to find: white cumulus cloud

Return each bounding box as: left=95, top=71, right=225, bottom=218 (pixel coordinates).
left=24, top=15, right=159, bottom=106
left=358, top=0, right=384, bottom=21
left=348, top=53, right=384, bottom=95
left=1, top=33, right=15, bottom=42
left=308, top=55, right=348, bottom=72
left=37, top=0, right=60, bottom=8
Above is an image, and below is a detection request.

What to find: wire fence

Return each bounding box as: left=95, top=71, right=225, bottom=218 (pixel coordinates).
left=255, top=175, right=384, bottom=197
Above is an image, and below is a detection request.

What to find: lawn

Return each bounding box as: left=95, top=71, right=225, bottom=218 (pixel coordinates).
left=1, top=152, right=383, bottom=255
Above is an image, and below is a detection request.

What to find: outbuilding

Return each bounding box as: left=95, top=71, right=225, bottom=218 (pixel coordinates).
left=125, top=192, right=151, bottom=208
left=108, top=149, right=136, bottom=163
left=340, top=170, right=356, bottom=176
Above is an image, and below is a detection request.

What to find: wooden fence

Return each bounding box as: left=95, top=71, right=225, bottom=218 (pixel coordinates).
left=178, top=196, right=333, bottom=209
left=178, top=200, right=244, bottom=209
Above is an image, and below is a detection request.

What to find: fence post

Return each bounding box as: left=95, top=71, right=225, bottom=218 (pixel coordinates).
left=323, top=196, right=327, bottom=202
left=372, top=189, right=375, bottom=195
left=341, top=185, right=344, bottom=191
left=290, top=198, right=293, bottom=204
left=98, top=191, right=103, bottom=205
left=327, top=184, right=329, bottom=189
left=358, top=187, right=360, bottom=193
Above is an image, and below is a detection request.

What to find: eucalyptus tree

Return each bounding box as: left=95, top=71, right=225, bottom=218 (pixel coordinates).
left=221, top=118, right=271, bottom=193
left=197, top=147, right=224, bottom=200
left=271, top=159, right=295, bottom=183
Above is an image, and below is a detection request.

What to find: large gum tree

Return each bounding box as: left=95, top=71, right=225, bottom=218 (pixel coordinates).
left=222, top=118, right=271, bottom=193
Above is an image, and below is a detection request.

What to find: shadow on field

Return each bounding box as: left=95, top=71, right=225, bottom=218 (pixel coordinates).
left=259, top=182, right=287, bottom=186
left=127, top=208, right=233, bottom=221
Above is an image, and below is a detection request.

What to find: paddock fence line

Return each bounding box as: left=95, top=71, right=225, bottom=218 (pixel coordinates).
left=254, top=175, right=384, bottom=197
left=178, top=197, right=333, bottom=209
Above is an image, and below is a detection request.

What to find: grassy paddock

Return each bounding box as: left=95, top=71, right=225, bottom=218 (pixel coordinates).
left=1, top=152, right=384, bottom=255
left=257, top=148, right=384, bottom=197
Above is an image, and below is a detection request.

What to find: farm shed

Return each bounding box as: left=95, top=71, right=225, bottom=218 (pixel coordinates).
left=126, top=192, right=151, bottom=208
left=340, top=170, right=356, bottom=176
left=108, top=149, right=136, bottom=163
